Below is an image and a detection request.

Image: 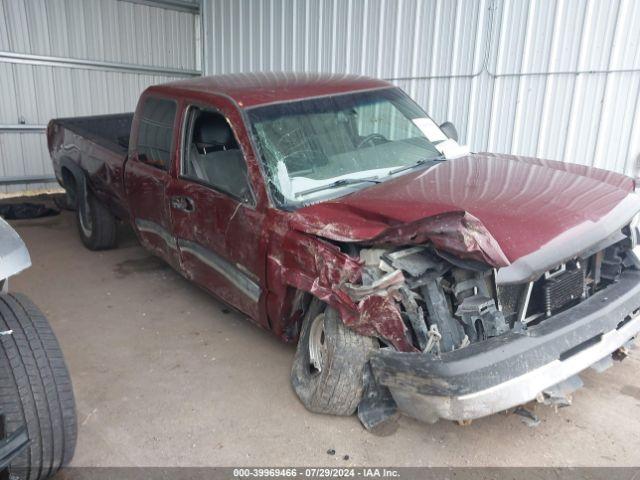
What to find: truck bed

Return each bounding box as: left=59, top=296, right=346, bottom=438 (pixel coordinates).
left=48, top=113, right=134, bottom=219
left=50, top=113, right=133, bottom=154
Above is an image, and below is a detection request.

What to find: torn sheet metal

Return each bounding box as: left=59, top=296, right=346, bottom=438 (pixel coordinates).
left=353, top=294, right=417, bottom=352
left=271, top=230, right=416, bottom=351
left=291, top=208, right=510, bottom=268
left=368, top=211, right=510, bottom=268
left=342, top=270, right=405, bottom=301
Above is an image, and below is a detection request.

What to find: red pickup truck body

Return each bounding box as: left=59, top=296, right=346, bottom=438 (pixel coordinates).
left=47, top=73, right=640, bottom=427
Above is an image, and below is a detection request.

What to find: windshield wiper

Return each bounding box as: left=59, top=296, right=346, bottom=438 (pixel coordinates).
left=388, top=155, right=446, bottom=176
left=295, top=176, right=381, bottom=197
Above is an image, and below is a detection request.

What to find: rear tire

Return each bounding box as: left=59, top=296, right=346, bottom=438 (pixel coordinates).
left=291, top=305, right=377, bottom=415
left=0, top=293, right=77, bottom=479
left=77, top=189, right=117, bottom=250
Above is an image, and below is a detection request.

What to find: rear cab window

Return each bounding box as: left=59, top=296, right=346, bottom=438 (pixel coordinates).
left=136, top=96, right=177, bottom=170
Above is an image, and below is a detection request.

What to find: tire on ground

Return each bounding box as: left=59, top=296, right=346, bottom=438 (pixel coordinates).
left=0, top=293, right=77, bottom=480
left=291, top=305, right=377, bottom=415
left=76, top=189, right=117, bottom=250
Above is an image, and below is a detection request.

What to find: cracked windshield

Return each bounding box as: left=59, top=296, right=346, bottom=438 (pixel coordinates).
left=248, top=88, right=469, bottom=207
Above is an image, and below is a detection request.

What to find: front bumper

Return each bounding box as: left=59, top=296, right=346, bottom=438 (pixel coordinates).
left=370, top=270, right=640, bottom=423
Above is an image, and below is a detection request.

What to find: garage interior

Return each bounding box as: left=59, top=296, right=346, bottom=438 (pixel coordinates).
left=2, top=0, right=640, bottom=469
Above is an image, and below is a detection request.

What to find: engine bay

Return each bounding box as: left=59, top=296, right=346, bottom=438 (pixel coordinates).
left=347, top=230, right=639, bottom=354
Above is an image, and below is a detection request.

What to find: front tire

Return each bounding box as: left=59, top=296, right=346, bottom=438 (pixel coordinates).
left=291, top=305, right=377, bottom=416
left=77, top=189, right=117, bottom=250
left=0, top=293, right=77, bottom=479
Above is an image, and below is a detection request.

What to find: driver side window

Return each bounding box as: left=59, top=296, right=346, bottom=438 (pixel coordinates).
left=182, top=107, right=252, bottom=203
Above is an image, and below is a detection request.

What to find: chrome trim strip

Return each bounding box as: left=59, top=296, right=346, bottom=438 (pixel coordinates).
left=132, top=219, right=260, bottom=302
left=0, top=52, right=201, bottom=77
left=135, top=219, right=177, bottom=250
left=178, top=238, right=261, bottom=303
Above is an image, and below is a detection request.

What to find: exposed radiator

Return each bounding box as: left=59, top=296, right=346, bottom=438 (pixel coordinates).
left=542, top=267, right=585, bottom=316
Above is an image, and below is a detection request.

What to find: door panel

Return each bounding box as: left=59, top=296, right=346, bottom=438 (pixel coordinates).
left=125, top=95, right=180, bottom=269
left=124, top=158, right=180, bottom=270
left=167, top=179, right=266, bottom=321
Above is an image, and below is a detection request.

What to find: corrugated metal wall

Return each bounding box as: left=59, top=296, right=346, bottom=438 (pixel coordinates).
left=0, top=0, right=200, bottom=193
left=202, top=0, right=640, bottom=177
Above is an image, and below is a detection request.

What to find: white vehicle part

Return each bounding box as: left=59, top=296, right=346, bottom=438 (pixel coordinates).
left=0, top=216, right=31, bottom=283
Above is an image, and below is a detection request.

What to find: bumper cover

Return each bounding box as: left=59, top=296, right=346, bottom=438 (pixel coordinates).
left=370, top=270, right=640, bottom=423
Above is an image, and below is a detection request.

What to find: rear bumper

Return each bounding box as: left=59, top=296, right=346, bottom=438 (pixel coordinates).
left=370, top=270, right=640, bottom=423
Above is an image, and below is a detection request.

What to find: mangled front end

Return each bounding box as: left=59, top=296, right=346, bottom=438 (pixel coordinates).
left=282, top=206, right=640, bottom=427
left=284, top=210, right=512, bottom=353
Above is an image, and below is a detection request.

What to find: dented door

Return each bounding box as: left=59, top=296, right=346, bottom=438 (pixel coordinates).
left=125, top=95, right=181, bottom=271
left=167, top=103, right=267, bottom=322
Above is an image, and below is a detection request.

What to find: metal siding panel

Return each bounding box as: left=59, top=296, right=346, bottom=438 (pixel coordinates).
left=2, top=0, right=196, bottom=69
left=0, top=0, right=197, bottom=191
left=332, top=0, right=348, bottom=73
left=317, top=0, right=332, bottom=72
left=13, top=64, right=39, bottom=124
left=0, top=1, right=9, bottom=51
left=3, top=0, right=30, bottom=52
left=578, top=0, right=620, bottom=72
left=200, top=0, right=640, bottom=175
left=510, top=1, right=556, bottom=156
left=279, top=0, right=292, bottom=71
left=0, top=63, right=18, bottom=122
left=248, top=0, right=262, bottom=71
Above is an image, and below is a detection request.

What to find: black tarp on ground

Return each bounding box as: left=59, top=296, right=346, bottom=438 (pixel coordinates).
left=0, top=203, right=59, bottom=220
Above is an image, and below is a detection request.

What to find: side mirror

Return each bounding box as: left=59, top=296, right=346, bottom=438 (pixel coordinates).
left=439, top=122, right=458, bottom=142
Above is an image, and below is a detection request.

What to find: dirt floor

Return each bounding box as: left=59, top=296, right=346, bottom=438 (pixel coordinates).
left=8, top=206, right=640, bottom=467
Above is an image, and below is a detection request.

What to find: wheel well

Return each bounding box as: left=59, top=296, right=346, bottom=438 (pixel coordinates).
left=60, top=167, right=77, bottom=206
left=280, top=288, right=316, bottom=342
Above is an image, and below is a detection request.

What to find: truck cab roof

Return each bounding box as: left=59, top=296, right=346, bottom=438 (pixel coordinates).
left=154, top=72, right=393, bottom=109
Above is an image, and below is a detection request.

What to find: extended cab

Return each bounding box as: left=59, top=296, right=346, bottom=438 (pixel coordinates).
left=47, top=73, right=640, bottom=432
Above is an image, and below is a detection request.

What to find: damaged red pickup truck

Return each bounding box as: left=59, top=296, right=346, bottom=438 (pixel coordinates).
left=47, top=73, right=640, bottom=433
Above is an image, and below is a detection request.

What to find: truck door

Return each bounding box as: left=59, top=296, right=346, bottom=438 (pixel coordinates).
left=166, top=104, right=266, bottom=322
left=124, top=95, right=180, bottom=270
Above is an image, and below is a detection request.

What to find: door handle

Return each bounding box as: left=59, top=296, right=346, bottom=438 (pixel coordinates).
left=170, top=195, right=195, bottom=212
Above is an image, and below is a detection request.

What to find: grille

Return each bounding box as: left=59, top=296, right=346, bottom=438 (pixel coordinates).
left=542, top=267, right=585, bottom=316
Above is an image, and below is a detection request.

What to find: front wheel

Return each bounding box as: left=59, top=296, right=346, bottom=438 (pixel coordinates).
left=76, top=189, right=117, bottom=250
left=291, top=306, right=377, bottom=415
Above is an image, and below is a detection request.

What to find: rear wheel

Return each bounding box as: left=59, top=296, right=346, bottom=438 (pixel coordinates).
left=291, top=305, right=377, bottom=415
left=77, top=189, right=117, bottom=250
left=0, top=293, right=77, bottom=479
